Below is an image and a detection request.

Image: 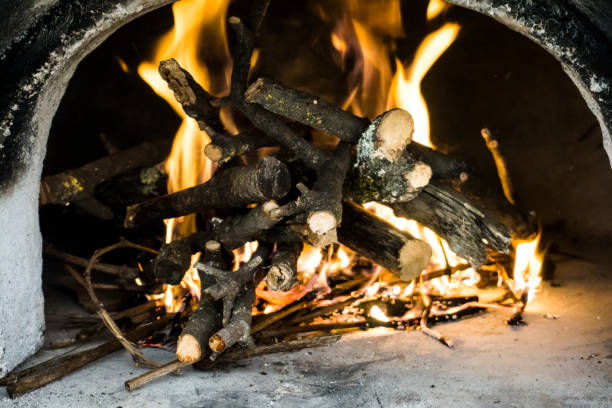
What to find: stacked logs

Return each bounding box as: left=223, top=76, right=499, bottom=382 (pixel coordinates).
left=38, top=2, right=535, bottom=368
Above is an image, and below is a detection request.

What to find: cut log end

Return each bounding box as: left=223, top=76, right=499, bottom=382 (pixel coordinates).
left=204, top=144, right=224, bottom=162
left=205, top=240, right=221, bottom=252
left=176, top=334, right=202, bottom=363
left=398, top=239, right=433, bottom=281
left=267, top=264, right=298, bottom=291
left=404, top=161, right=432, bottom=190
left=374, top=109, right=414, bottom=162
left=256, top=157, right=292, bottom=199
left=307, top=211, right=337, bottom=235
left=208, top=334, right=227, bottom=354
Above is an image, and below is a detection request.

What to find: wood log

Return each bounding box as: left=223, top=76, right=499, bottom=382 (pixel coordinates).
left=158, top=58, right=222, bottom=132
left=349, top=109, right=432, bottom=203
left=197, top=243, right=272, bottom=326
left=244, top=77, right=467, bottom=181
left=337, top=201, right=432, bottom=281
left=208, top=279, right=258, bottom=353
left=176, top=241, right=225, bottom=363
left=204, top=128, right=276, bottom=163
left=266, top=240, right=302, bottom=291
left=152, top=230, right=211, bottom=285
left=40, top=140, right=171, bottom=206
left=271, top=142, right=352, bottom=247
left=213, top=201, right=282, bottom=249
left=95, top=163, right=168, bottom=210
left=244, top=77, right=369, bottom=143
left=124, top=157, right=290, bottom=228
left=391, top=181, right=513, bottom=267
left=4, top=314, right=173, bottom=397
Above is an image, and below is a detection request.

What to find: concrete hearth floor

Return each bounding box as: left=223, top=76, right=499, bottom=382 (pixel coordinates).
left=1, top=257, right=610, bottom=407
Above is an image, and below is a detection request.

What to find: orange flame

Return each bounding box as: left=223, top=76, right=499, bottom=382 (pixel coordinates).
left=512, top=232, right=543, bottom=302
left=139, top=0, right=232, bottom=311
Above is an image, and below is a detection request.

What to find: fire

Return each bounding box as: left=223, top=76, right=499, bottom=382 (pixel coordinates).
left=139, top=0, right=232, bottom=311
left=387, top=23, right=461, bottom=146
left=512, top=233, right=543, bottom=302
left=141, top=0, right=543, bottom=315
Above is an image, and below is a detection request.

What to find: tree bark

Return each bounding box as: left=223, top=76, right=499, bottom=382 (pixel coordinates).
left=176, top=241, right=225, bottom=363
left=338, top=201, right=432, bottom=281
left=40, top=140, right=171, bottom=206
left=391, top=181, right=514, bottom=267
left=124, top=157, right=290, bottom=228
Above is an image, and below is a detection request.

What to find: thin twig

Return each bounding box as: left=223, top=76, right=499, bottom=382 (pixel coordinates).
left=82, top=238, right=161, bottom=367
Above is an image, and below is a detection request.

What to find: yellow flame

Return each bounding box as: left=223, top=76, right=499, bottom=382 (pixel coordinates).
left=512, top=233, right=543, bottom=302
left=426, top=0, right=450, bottom=20
left=138, top=0, right=232, bottom=311
left=387, top=23, right=460, bottom=146
left=369, top=305, right=391, bottom=322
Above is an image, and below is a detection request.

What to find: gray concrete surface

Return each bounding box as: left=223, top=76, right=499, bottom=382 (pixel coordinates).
left=1, top=257, right=610, bottom=407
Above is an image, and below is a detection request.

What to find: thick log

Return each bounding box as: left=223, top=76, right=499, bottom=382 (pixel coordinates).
left=337, top=201, right=432, bottom=281
left=40, top=140, right=171, bottom=206
left=391, top=181, right=513, bottom=267
left=266, top=240, right=303, bottom=291
left=5, top=315, right=172, bottom=397
left=349, top=109, right=432, bottom=203
left=158, top=58, right=222, bottom=132
left=176, top=241, right=225, bottom=363
left=124, top=157, right=290, bottom=228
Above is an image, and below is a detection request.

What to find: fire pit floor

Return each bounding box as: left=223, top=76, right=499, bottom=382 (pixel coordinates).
left=2, top=258, right=610, bottom=407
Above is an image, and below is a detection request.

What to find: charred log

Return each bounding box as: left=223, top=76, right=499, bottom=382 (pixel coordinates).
left=391, top=181, right=513, bottom=267
left=348, top=109, right=432, bottom=203
left=124, top=157, right=290, bottom=228
left=152, top=230, right=211, bottom=285
left=213, top=201, right=282, bottom=249
left=40, top=140, right=171, bottom=206
left=158, top=58, right=222, bottom=132
left=204, top=128, right=276, bottom=163
left=176, top=241, right=225, bottom=363
left=244, top=77, right=369, bottom=143
left=267, top=240, right=302, bottom=291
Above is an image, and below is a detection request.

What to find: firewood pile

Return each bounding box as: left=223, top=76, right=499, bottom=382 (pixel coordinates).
left=2, top=0, right=541, bottom=397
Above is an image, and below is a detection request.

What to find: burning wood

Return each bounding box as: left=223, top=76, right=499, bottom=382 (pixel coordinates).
left=124, top=157, right=291, bottom=228
left=24, top=0, right=548, bottom=397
